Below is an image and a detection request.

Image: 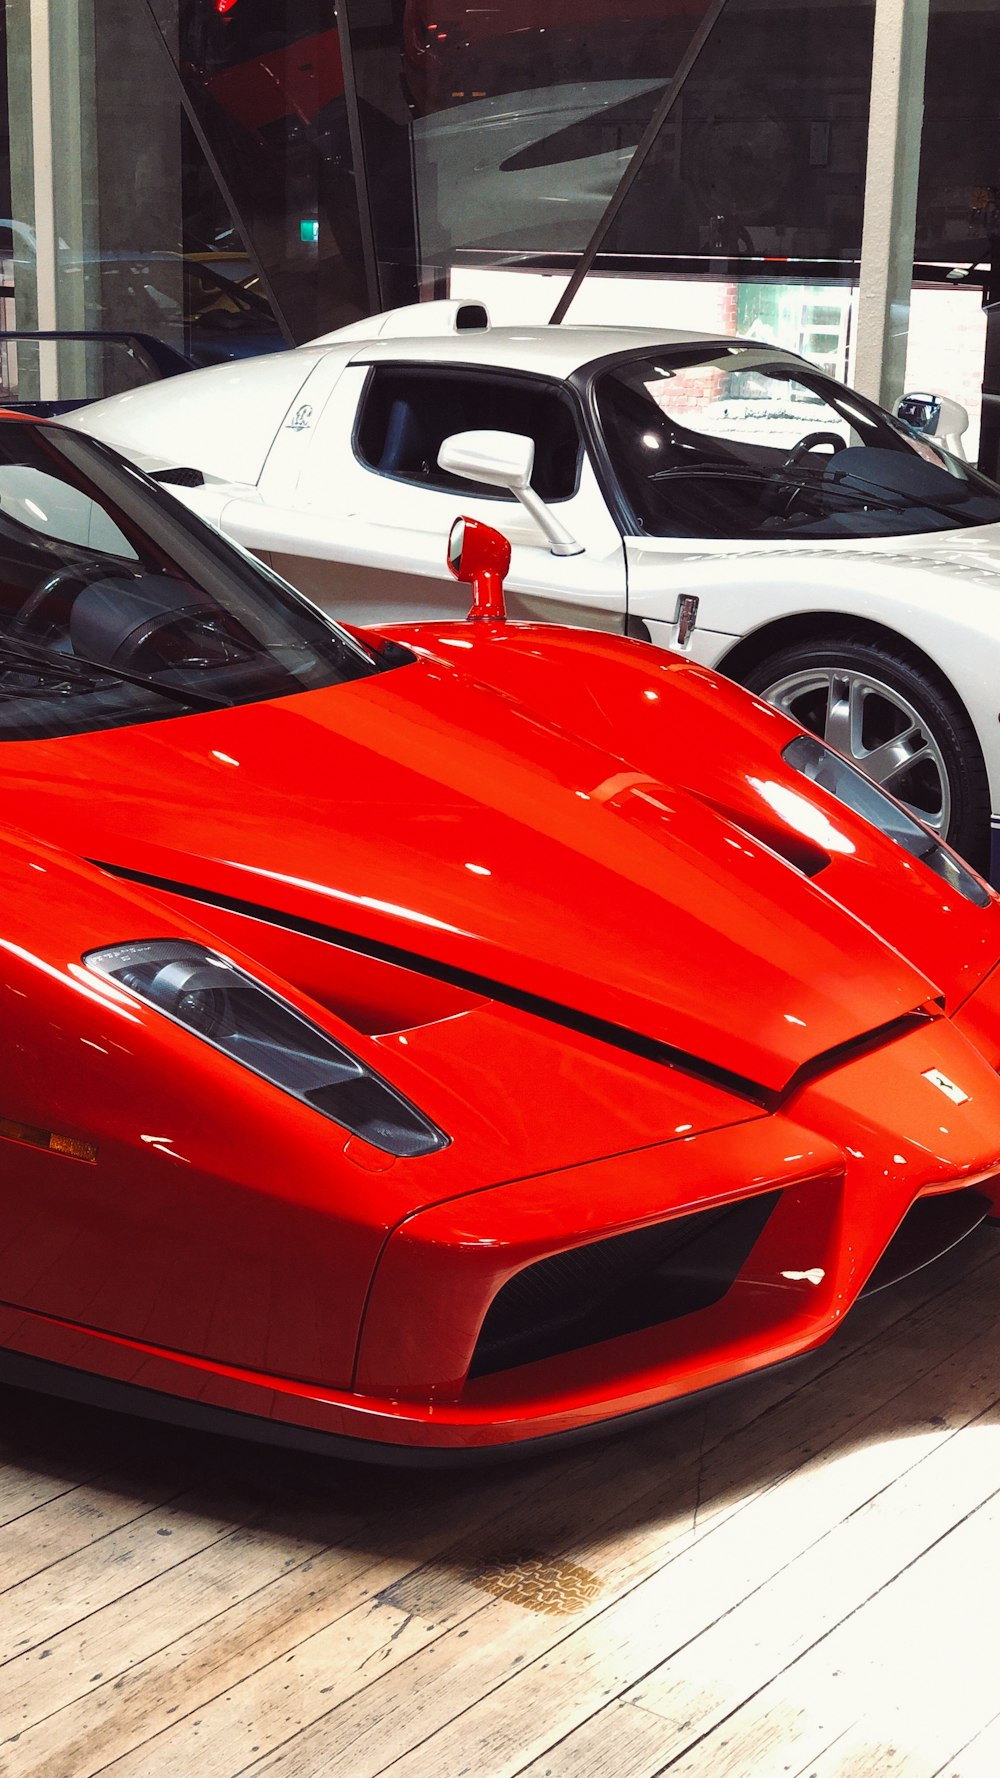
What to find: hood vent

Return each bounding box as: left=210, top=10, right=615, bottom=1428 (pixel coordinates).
left=699, top=796, right=829, bottom=879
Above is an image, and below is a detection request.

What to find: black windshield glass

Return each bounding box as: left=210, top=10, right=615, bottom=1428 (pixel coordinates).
left=0, top=421, right=399, bottom=741
left=596, top=348, right=1000, bottom=541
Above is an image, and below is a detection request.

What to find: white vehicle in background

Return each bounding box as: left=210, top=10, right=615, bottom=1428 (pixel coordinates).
left=65, top=300, right=1000, bottom=879
left=411, top=80, right=672, bottom=259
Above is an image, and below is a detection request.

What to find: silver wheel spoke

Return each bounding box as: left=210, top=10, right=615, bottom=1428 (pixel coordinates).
left=761, top=662, right=952, bottom=839
left=822, top=675, right=857, bottom=757
left=860, top=724, right=927, bottom=788
left=900, top=796, right=947, bottom=834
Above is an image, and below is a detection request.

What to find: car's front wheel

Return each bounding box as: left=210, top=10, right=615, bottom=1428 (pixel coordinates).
left=737, top=635, right=991, bottom=871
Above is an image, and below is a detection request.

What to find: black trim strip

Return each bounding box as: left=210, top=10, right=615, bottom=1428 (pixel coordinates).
left=89, top=862, right=934, bottom=1112
left=452, top=250, right=977, bottom=291
left=778, top=1011, right=933, bottom=1103
left=0, top=1342, right=813, bottom=1469
left=89, top=858, right=769, bottom=1106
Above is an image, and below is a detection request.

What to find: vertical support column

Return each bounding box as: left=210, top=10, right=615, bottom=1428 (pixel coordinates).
left=29, top=0, right=58, bottom=396
left=5, top=0, right=98, bottom=400
left=6, top=0, right=36, bottom=397
left=336, top=0, right=382, bottom=315
left=48, top=0, right=99, bottom=399
left=5, top=0, right=183, bottom=404
left=853, top=0, right=930, bottom=409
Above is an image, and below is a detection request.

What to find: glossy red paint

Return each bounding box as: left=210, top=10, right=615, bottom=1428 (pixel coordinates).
left=203, top=26, right=344, bottom=136
left=447, top=515, right=509, bottom=622
left=4, top=449, right=1000, bottom=1453
left=0, top=660, right=948, bottom=1095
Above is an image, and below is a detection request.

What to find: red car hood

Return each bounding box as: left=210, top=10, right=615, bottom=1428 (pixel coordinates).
left=2, top=656, right=939, bottom=1095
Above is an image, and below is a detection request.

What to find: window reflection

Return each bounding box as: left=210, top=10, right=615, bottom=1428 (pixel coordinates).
left=144, top=0, right=367, bottom=342
left=596, top=345, right=1000, bottom=541
left=343, top=1, right=713, bottom=294
left=0, top=1, right=287, bottom=407
left=346, top=0, right=876, bottom=288
left=605, top=0, right=875, bottom=262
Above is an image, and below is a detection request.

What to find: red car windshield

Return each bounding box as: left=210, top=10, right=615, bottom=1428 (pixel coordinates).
left=0, top=423, right=396, bottom=741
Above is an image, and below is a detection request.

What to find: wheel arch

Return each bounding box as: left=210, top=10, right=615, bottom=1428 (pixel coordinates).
left=717, top=612, right=979, bottom=742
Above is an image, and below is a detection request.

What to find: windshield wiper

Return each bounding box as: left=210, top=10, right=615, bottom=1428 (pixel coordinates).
left=820, top=463, right=979, bottom=527
left=0, top=639, right=228, bottom=711
left=648, top=464, right=900, bottom=505
left=647, top=461, right=980, bottom=528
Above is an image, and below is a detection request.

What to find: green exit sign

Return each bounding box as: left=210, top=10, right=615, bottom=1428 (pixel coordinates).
left=300, top=219, right=319, bottom=244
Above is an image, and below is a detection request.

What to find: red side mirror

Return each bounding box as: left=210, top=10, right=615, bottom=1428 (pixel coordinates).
left=446, top=516, right=511, bottom=623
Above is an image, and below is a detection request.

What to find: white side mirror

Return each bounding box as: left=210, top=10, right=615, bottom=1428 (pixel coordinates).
left=896, top=391, right=970, bottom=461
left=437, top=429, right=583, bottom=557
left=438, top=428, right=534, bottom=492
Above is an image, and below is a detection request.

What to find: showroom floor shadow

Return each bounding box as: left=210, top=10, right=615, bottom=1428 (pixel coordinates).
left=0, top=1227, right=998, bottom=1778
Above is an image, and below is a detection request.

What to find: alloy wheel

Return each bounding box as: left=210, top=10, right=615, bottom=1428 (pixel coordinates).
left=761, top=664, right=951, bottom=835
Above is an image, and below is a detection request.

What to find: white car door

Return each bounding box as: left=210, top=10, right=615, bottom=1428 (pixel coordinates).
left=232, top=357, right=627, bottom=629
left=623, top=531, right=812, bottom=670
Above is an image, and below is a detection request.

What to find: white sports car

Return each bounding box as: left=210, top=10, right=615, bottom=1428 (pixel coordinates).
left=66, top=300, right=1000, bottom=879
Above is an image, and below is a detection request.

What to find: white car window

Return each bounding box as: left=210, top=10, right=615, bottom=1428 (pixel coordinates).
left=355, top=365, right=583, bottom=503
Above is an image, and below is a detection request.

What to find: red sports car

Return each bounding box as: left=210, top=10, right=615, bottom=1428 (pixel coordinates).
left=1, top=420, right=1000, bottom=1461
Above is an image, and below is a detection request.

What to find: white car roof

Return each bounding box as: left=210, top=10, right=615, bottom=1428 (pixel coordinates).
left=346, top=324, right=736, bottom=379
left=62, top=299, right=788, bottom=481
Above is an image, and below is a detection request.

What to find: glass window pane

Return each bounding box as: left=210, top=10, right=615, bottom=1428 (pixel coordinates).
left=347, top=0, right=877, bottom=297
left=605, top=0, right=876, bottom=264
left=0, top=464, right=137, bottom=556
left=143, top=0, right=368, bottom=341
left=0, top=2, right=287, bottom=406
left=916, top=2, right=1000, bottom=266
left=346, top=0, right=717, bottom=290
left=904, top=284, right=985, bottom=462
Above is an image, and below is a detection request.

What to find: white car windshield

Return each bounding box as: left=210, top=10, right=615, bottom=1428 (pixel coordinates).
left=596, top=346, right=1000, bottom=540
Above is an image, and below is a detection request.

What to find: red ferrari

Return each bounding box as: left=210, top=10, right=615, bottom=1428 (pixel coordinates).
left=1, top=421, right=1000, bottom=1461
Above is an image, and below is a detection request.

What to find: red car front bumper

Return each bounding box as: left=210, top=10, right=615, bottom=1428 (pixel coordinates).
left=3, top=998, right=1000, bottom=1458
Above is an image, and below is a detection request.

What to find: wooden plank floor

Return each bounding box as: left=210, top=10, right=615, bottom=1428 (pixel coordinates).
left=2, top=1228, right=1000, bottom=1778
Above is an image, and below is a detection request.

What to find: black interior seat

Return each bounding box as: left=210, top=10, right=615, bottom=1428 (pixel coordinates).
left=70, top=576, right=204, bottom=667
left=377, top=398, right=434, bottom=476
left=360, top=367, right=582, bottom=501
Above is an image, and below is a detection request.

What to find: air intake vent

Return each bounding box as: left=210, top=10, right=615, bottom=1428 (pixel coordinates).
left=152, top=466, right=205, bottom=487
left=456, top=303, right=490, bottom=331
left=699, top=793, right=829, bottom=877
left=470, top=1190, right=781, bottom=1377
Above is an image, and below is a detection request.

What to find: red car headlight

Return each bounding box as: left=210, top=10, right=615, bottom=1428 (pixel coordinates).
left=84, top=939, right=449, bottom=1158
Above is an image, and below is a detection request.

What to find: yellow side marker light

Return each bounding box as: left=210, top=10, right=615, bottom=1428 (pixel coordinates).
left=0, top=1116, right=97, bottom=1163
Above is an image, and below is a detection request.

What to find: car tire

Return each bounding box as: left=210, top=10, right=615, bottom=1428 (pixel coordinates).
left=737, top=634, right=991, bottom=872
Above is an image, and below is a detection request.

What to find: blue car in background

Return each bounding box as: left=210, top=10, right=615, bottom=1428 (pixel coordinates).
left=0, top=225, right=285, bottom=415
